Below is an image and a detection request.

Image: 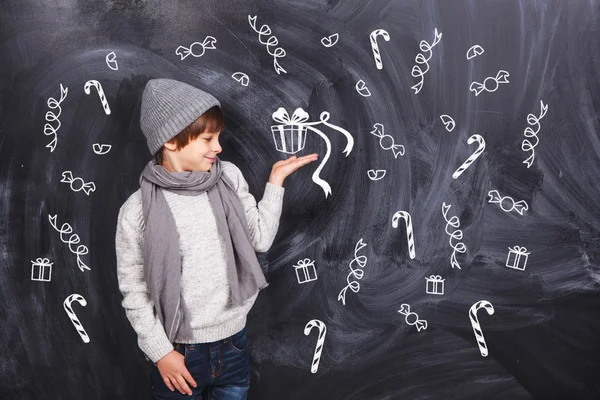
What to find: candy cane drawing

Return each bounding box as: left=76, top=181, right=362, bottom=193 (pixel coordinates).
left=64, top=294, right=90, bottom=343
left=452, top=134, right=485, bottom=179
left=44, top=83, right=68, bottom=152
left=84, top=80, right=111, bottom=115
left=411, top=28, right=442, bottom=94
left=442, top=202, right=466, bottom=269
left=248, top=15, right=286, bottom=74
left=469, top=300, right=494, bottom=357
left=370, top=29, right=390, bottom=70
left=270, top=108, right=354, bottom=197
left=522, top=100, right=548, bottom=168
left=392, top=211, right=416, bottom=259
left=304, top=319, right=326, bottom=373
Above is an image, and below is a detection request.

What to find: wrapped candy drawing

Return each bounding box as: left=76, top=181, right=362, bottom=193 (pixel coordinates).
left=31, top=257, right=53, bottom=282
left=505, top=246, right=529, bottom=271
left=425, top=275, right=445, bottom=295
left=294, top=258, right=318, bottom=284
left=271, top=107, right=354, bottom=197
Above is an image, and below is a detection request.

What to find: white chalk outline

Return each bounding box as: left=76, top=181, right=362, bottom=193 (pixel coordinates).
left=398, top=304, right=427, bottom=332
left=440, top=115, right=456, bottom=132
left=425, top=275, right=444, bottom=295
left=321, top=33, right=339, bottom=47
left=506, top=246, right=529, bottom=271
left=442, top=202, right=466, bottom=269
left=175, top=36, right=217, bottom=60
left=64, top=294, right=90, bottom=343
left=304, top=319, right=326, bottom=373
left=92, top=143, right=111, bottom=155
left=370, top=29, right=390, bottom=70
left=367, top=169, right=386, bottom=181
left=522, top=100, right=548, bottom=168
left=44, top=83, right=68, bottom=152
left=84, top=80, right=111, bottom=115
left=31, top=257, right=53, bottom=282
left=370, top=123, right=405, bottom=158
left=355, top=80, right=371, bottom=97
left=469, top=300, right=494, bottom=357
left=338, top=238, right=368, bottom=305
left=487, top=190, right=529, bottom=215
left=411, top=28, right=442, bottom=94
left=392, top=211, right=416, bottom=259
left=466, top=45, right=485, bottom=60
left=60, top=171, right=96, bottom=195
left=105, top=51, right=118, bottom=70
left=452, top=134, right=485, bottom=179
left=248, top=15, right=286, bottom=74
left=48, top=214, right=90, bottom=272
left=470, top=70, right=509, bottom=96
left=231, top=72, right=250, bottom=87
left=294, top=258, right=318, bottom=284
left=271, top=108, right=354, bottom=197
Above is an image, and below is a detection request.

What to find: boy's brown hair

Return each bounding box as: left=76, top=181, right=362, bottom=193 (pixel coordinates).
left=155, top=106, right=224, bottom=165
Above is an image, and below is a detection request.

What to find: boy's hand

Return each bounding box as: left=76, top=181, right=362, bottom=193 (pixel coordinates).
left=269, top=154, right=319, bottom=187
left=156, top=350, right=197, bottom=395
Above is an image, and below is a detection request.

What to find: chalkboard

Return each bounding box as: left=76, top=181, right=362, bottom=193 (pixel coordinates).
left=1, top=0, right=600, bottom=398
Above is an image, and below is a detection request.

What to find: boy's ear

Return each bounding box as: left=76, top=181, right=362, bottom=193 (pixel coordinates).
left=163, top=140, right=177, bottom=151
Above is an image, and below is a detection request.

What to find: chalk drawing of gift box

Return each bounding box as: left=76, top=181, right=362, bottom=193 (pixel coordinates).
left=425, top=275, right=444, bottom=295
left=294, top=258, right=317, bottom=284
left=270, top=107, right=355, bottom=197
left=31, top=257, right=53, bottom=282
left=505, top=246, right=529, bottom=271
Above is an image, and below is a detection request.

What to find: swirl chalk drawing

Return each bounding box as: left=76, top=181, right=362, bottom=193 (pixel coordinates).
left=338, top=238, right=368, bottom=305
left=48, top=214, right=90, bottom=272
left=442, top=202, right=466, bottom=269
left=44, top=83, right=68, bottom=152
left=249, top=15, right=286, bottom=74
left=522, top=100, right=548, bottom=168
left=411, top=28, right=442, bottom=94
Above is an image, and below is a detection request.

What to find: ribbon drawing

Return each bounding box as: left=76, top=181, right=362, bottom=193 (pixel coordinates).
left=48, top=214, right=90, bottom=272
left=442, top=202, right=466, bottom=269
left=338, top=238, right=368, bottom=305
left=249, top=15, right=286, bottom=74
left=411, top=28, right=442, bottom=94
left=44, top=83, right=68, bottom=152
left=398, top=303, right=428, bottom=332
left=522, top=100, right=548, bottom=168
left=271, top=108, right=354, bottom=197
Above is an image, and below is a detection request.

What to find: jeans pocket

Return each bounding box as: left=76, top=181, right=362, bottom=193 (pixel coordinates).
left=227, top=328, right=248, bottom=353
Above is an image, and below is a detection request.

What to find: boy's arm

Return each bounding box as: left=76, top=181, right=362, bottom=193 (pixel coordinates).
left=222, top=162, right=285, bottom=252
left=115, top=196, right=174, bottom=363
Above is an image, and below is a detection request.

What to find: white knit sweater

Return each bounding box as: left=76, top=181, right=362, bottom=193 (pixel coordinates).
left=115, top=161, right=284, bottom=363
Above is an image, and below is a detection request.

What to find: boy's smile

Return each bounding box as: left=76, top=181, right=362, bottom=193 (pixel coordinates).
left=162, top=131, right=222, bottom=173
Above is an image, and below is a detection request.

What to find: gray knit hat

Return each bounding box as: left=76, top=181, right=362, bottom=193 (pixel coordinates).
left=140, top=78, right=221, bottom=155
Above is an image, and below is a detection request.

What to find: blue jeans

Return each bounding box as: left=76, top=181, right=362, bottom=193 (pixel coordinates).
left=151, top=327, right=250, bottom=399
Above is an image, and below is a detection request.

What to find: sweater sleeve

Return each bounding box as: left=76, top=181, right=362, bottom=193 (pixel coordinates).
left=115, top=191, right=174, bottom=363
left=222, top=161, right=285, bottom=252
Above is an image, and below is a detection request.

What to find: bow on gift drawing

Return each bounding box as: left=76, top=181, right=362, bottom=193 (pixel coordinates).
left=271, top=107, right=354, bottom=197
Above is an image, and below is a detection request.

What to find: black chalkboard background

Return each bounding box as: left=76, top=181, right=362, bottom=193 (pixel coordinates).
left=1, top=0, right=600, bottom=399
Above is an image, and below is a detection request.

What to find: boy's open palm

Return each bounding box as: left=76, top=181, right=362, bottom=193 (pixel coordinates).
left=269, top=154, right=319, bottom=186
left=156, top=350, right=197, bottom=395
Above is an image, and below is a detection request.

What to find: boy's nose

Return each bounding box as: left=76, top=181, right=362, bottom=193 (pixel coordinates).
left=213, top=142, right=222, bottom=153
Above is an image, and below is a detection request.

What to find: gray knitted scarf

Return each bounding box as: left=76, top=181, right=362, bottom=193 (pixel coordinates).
left=139, top=157, right=268, bottom=342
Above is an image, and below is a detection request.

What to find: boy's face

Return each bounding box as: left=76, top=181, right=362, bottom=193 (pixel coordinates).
left=163, top=131, right=222, bottom=172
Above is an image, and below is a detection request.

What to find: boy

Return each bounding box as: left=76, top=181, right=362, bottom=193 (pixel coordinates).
left=115, top=78, right=317, bottom=399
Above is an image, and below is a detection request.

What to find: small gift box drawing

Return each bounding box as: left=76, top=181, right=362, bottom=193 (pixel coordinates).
left=270, top=107, right=354, bottom=197
left=425, top=275, right=444, bottom=295
left=505, top=246, right=529, bottom=271
left=294, top=258, right=317, bottom=284
left=31, top=257, right=53, bottom=282
left=271, top=108, right=308, bottom=154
